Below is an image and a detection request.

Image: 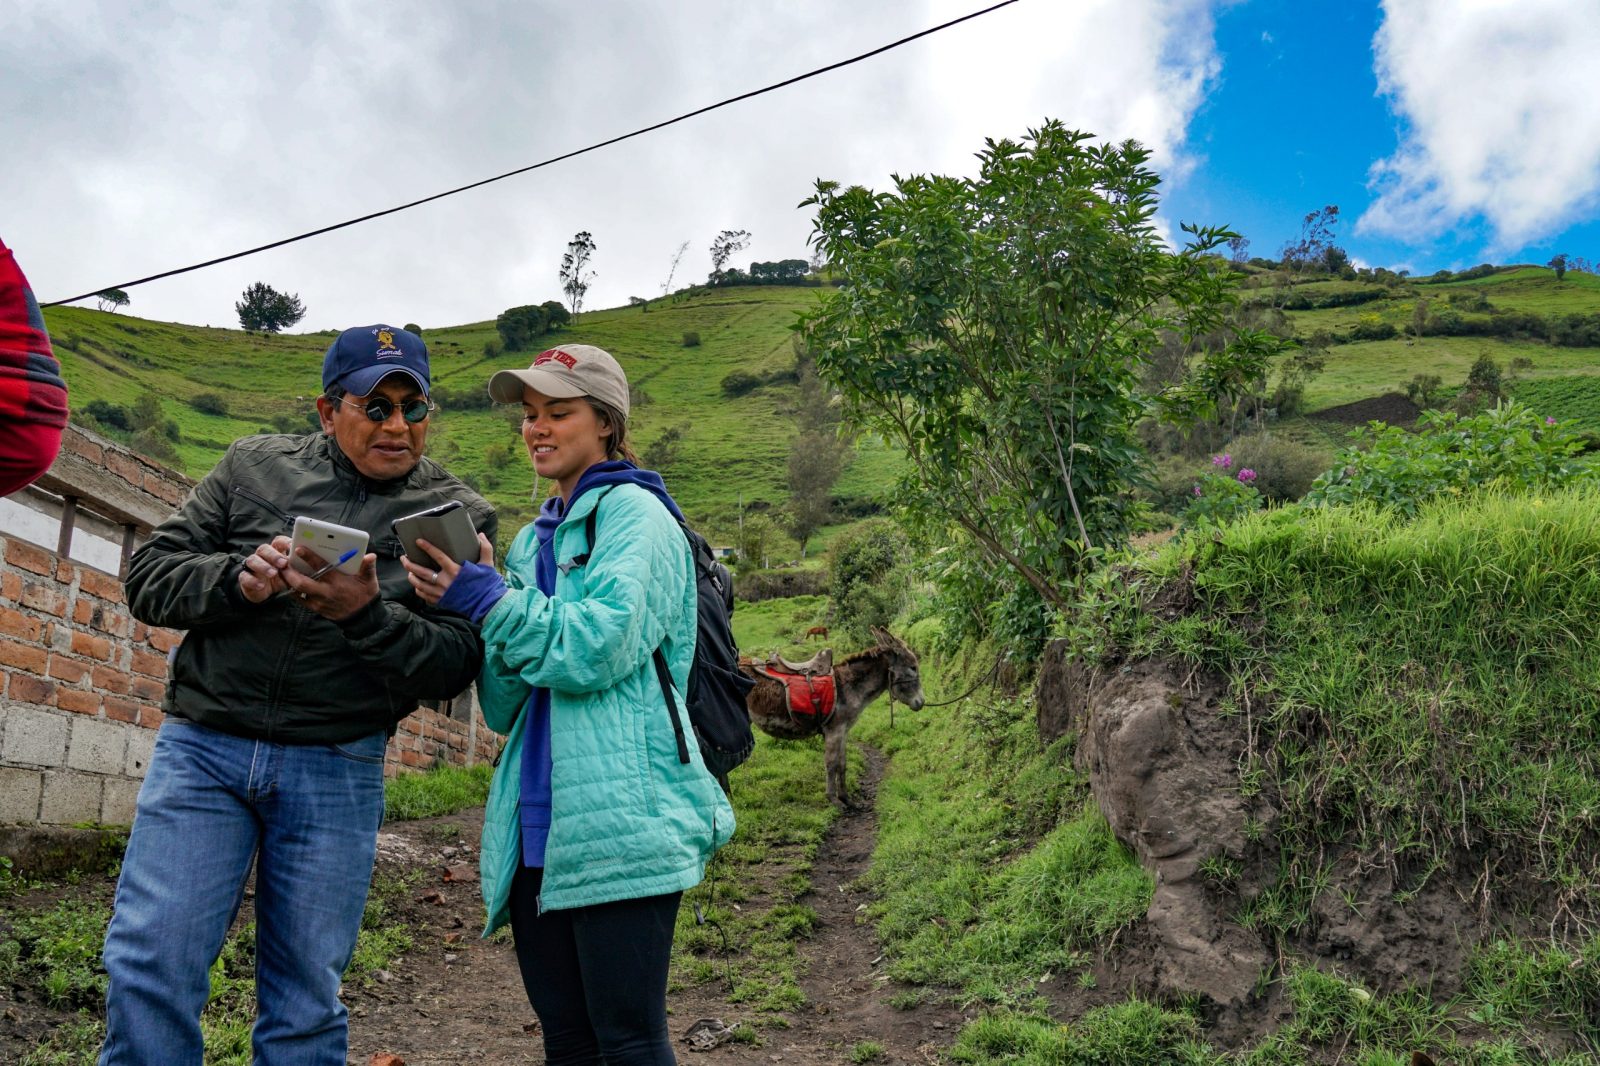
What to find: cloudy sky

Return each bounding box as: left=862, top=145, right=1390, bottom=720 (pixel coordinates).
left=4, top=0, right=1598, bottom=331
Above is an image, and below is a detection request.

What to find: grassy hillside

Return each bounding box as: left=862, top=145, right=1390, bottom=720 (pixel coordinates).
left=848, top=490, right=1600, bottom=1062
left=1267, top=264, right=1600, bottom=417
left=41, top=287, right=902, bottom=547
left=40, top=263, right=1600, bottom=551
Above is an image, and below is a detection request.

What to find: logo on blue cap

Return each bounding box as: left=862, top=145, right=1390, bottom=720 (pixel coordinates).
left=373, top=328, right=402, bottom=358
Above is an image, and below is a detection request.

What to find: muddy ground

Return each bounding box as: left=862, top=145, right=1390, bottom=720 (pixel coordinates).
left=0, top=749, right=970, bottom=1065
left=346, top=750, right=967, bottom=1064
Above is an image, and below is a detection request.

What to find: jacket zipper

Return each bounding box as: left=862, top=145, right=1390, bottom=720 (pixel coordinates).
left=230, top=483, right=294, bottom=526
left=263, top=478, right=368, bottom=736
left=245, top=482, right=297, bottom=739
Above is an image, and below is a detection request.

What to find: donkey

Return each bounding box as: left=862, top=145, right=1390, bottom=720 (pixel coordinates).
left=742, top=626, right=926, bottom=808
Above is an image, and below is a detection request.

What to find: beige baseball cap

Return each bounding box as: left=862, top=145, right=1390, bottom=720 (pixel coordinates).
left=487, top=344, right=630, bottom=416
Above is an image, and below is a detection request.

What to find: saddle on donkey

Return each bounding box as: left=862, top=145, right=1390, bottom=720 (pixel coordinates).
left=750, top=648, right=836, bottom=725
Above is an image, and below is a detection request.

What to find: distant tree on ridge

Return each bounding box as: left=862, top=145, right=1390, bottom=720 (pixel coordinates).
left=235, top=282, right=306, bottom=334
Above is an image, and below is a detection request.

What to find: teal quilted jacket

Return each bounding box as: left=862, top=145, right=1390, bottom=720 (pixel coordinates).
left=476, top=483, right=735, bottom=933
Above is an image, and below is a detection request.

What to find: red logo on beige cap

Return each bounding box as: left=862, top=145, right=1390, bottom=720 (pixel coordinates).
left=533, top=348, right=578, bottom=370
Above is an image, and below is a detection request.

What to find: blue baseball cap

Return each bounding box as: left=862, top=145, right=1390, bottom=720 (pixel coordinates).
left=322, top=324, right=430, bottom=398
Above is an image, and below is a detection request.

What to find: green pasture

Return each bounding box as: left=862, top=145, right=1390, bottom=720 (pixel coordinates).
left=41, top=287, right=899, bottom=547
left=1422, top=264, right=1600, bottom=312
left=39, top=266, right=1600, bottom=551
left=1510, top=375, right=1600, bottom=429
left=1298, top=335, right=1594, bottom=410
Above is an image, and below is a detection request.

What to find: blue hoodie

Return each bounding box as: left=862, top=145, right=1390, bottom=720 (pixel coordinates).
left=440, top=460, right=685, bottom=867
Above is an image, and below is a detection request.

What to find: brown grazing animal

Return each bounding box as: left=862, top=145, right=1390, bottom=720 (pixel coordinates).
left=804, top=625, right=829, bottom=639
left=743, top=627, right=925, bottom=807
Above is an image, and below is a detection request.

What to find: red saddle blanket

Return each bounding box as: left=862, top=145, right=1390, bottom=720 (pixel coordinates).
left=752, top=665, right=837, bottom=722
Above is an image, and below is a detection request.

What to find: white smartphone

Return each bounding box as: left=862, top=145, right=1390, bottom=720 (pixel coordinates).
left=289, top=516, right=369, bottom=576
left=392, top=500, right=479, bottom=567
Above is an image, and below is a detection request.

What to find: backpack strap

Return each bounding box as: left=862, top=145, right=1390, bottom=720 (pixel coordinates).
left=565, top=487, right=692, bottom=766
left=653, top=647, right=692, bottom=764
left=557, top=489, right=609, bottom=575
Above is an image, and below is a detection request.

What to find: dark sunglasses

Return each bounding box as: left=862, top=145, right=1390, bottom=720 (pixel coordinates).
left=339, top=396, right=436, bottom=424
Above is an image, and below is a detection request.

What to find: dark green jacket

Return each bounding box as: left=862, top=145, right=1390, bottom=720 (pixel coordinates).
left=126, top=432, right=497, bottom=744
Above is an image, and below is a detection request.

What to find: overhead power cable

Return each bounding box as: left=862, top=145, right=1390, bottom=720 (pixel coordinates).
left=46, top=0, right=1020, bottom=307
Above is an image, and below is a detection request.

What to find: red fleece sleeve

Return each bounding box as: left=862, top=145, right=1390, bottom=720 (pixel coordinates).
left=0, top=238, right=68, bottom=496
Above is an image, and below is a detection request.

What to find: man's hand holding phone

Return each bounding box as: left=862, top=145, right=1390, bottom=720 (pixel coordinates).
left=236, top=523, right=380, bottom=621
left=280, top=543, right=380, bottom=620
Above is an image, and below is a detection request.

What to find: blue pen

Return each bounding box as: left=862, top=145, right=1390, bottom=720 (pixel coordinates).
left=307, top=547, right=360, bottom=580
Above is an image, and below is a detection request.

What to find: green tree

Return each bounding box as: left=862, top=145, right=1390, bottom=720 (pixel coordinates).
left=641, top=424, right=687, bottom=472
left=786, top=345, right=851, bottom=556
left=736, top=512, right=779, bottom=570
left=235, top=282, right=306, bottom=333
left=1549, top=253, right=1569, bottom=282
left=95, top=288, right=130, bottom=313
left=130, top=393, right=164, bottom=431
left=540, top=300, right=570, bottom=330
left=708, top=229, right=750, bottom=285
left=495, top=304, right=548, bottom=351
left=559, top=232, right=597, bottom=318
left=801, top=121, right=1282, bottom=609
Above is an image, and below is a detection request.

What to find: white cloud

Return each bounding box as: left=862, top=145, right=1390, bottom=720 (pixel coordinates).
left=3, top=1, right=1224, bottom=329
left=1360, top=0, right=1600, bottom=250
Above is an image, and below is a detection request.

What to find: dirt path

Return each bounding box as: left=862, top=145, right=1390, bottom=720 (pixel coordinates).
left=347, top=746, right=965, bottom=1065
left=750, top=747, right=967, bottom=1065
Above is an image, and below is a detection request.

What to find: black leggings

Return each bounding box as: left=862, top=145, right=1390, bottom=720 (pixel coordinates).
left=509, top=865, right=683, bottom=1065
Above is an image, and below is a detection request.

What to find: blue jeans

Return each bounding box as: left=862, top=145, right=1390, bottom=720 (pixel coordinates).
left=99, top=717, right=387, bottom=1066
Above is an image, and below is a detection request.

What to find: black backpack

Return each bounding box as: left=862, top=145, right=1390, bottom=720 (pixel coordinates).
left=580, top=499, right=758, bottom=783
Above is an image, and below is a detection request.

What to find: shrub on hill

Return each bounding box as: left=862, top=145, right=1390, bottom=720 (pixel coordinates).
left=827, top=518, right=910, bottom=640
left=430, top=385, right=492, bottom=412
left=495, top=301, right=569, bottom=351
left=189, top=392, right=228, bottom=416
left=130, top=427, right=179, bottom=465
left=732, top=567, right=828, bottom=602
left=708, top=259, right=818, bottom=287
left=682, top=331, right=700, bottom=348
left=719, top=366, right=797, bottom=397
left=80, top=400, right=132, bottom=432
left=495, top=305, right=548, bottom=351
left=1348, top=314, right=1398, bottom=341
left=1225, top=434, right=1331, bottom=503
left=1306, top=402, right=1591, bottom=515
left=1265, top=287, right=1386, bottom=311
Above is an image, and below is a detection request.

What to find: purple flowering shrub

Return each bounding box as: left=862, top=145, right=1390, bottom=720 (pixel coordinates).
left=1183, top=452, right=1264, bottom=529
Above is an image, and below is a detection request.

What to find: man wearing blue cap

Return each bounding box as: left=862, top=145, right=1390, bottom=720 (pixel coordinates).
left=101, top=325, right=496, bottom=1065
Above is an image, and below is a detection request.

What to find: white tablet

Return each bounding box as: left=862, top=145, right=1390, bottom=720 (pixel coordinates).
left=289, top=516, right=369, bottom=576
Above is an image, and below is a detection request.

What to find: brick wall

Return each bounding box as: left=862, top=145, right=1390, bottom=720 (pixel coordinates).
left=388, top=702, right=501, bottom=777
left=1, top=427, right=505, bottom=827
left=0, top=535, right=165, bottom=825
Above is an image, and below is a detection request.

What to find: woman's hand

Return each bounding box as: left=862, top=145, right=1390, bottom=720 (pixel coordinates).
left=402, top=533, right=495, bottom=606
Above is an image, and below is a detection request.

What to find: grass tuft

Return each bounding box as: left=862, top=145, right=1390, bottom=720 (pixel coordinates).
left=384, top=763, right=493, bottom=821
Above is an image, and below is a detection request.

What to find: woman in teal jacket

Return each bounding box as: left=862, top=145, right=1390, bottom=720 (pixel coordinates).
left=408, top=343, right=734, bottom=1065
